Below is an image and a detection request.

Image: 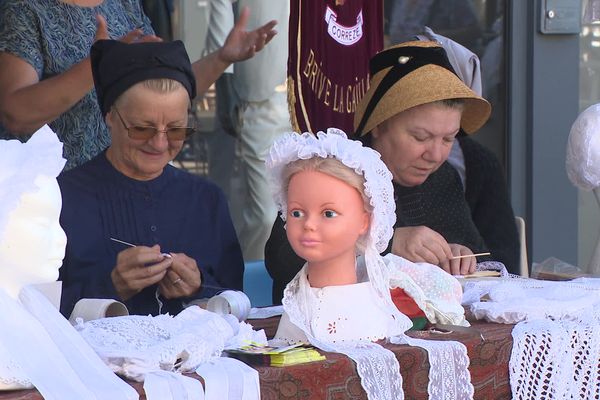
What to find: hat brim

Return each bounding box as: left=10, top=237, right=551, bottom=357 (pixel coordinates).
left=354, top=64, right=491, bottom=136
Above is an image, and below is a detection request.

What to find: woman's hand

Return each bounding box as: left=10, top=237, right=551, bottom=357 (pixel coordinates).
left=110, top=244, right=172, bottom=301
left=158, top=253, right=202, bottom=299
left=391, top=226, right=454, bottom=266
left=217, top=6, right=277, bottom=63
left=440, top=244, right=476, bottom=276
left=95, top=14, right=161, bottom=44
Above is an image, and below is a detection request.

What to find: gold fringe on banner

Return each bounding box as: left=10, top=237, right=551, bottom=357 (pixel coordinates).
left=287, top=75, right=301, bottom=133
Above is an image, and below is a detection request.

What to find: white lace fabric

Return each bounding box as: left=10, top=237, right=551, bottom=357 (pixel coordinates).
left=385, top=254, right=468, bottom=326
left=464, top=277, right=600, bottom=399
left=566, top=103, right=600, bottom=190
left=463, top=277, right=600, bottom=323
left=0, top=286, right=138, bottom=399
left=510, top=315, right=600, bottom=400
left=76, top=306, right=266, bottom=382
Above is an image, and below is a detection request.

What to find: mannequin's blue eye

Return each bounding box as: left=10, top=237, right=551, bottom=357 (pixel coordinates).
left=324, top=210, right=338, bottom=218
left=290, top=210, right=304, bottom=218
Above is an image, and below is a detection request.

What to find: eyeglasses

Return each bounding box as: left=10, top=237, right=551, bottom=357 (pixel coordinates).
left=113, top=108, right=196, bottom=141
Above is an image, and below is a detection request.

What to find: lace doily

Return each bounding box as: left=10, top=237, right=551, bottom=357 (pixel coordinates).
left=465, top=277, right=600, bottom=399
left=463, top=277, right=600, bottom=324
left=76, top=306, right=266, bottom=382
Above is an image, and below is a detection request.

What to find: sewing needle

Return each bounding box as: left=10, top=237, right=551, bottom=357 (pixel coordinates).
left=110, top=237, right=172, bottom=259
left=110, top=237, right=136, bottom=247
left=450, top=252, right=491, bottom=260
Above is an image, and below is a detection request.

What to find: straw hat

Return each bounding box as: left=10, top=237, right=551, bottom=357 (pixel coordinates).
left=353, top=41, right=491, bottom=137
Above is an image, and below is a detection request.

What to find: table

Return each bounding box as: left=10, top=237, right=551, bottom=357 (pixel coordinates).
left=0, top=317, right=514, bottom=400
left=251, top=317, right=514, bottom=400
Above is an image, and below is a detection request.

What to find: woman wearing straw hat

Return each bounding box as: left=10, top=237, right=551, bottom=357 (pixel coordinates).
left=266, top=41, right=516, bottom=303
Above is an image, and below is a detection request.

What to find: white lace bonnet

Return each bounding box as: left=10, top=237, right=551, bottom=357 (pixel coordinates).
left=0, top=125, right=65, bottom=241
left=266, top=128, right=396, bottom=253
left=566, top=103, right=600, bottom=191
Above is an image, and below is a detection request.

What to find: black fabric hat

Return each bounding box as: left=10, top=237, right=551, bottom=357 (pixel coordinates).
left=91, top=40, right=196, bottom=116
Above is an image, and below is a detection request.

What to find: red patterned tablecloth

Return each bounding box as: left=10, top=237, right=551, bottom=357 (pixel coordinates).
left=0, top=317, right=513, bottom=400
left=251, top=317, right=514, bottom=400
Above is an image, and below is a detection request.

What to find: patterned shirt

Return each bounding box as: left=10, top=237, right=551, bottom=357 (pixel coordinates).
left=0, top=0, right=153, bottom=169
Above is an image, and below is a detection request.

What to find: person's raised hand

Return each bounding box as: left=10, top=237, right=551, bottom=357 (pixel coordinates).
left=158, top=252, right=201, bottom=299
left=441, top=243, right=476, bottom=276
left=218, top=6, right=277, bottom=64
left=110, top=244, right=172, bottom=301
left=391, top=226, right=454, bottom=267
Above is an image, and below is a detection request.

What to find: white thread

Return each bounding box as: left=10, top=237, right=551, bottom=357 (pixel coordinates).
left=206, top=291, right=251, bottom=322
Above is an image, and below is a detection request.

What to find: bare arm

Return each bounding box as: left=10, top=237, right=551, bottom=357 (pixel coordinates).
left=0, top=15, right=159, bottom=135
left=0, top=52, right=95, bottom=135
left=192, top=6, right=277, bottom=95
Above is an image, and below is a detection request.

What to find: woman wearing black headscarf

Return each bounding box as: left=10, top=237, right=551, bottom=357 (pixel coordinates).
left=58, top=40, right=244, bottom=318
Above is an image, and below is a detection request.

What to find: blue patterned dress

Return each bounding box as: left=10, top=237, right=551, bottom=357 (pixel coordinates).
left=0, top=0, right=154, bottom=169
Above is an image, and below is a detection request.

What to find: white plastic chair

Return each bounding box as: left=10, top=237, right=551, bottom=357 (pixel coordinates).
left=515, top=216, right=529, bottom=277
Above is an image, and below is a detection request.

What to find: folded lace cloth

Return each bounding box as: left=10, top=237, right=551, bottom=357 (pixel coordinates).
left=464, top=277, right=600, bottom=399
left=463, top=277, right=600, bottom=323
left=75, top=306, right=266, bottom=382
left=0, top=286, right=138, bottom=399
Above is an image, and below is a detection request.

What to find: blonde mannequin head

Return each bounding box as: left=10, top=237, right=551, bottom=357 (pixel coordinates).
left=282, top=157, right=372, bottom=256
left=0, top=126, right=66, bottom=298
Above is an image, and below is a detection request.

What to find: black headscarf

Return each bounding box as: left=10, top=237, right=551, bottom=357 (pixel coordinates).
left=90, top=40, right=196, bottom=116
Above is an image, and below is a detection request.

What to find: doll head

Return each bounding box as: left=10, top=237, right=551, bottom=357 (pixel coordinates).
left=0, top=126, right=66, bottom=298
left=267, top=129, right=396, bottom=256
left=282, top=157, right=372, bottom=262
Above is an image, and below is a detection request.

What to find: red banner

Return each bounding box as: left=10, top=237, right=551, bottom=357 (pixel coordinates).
left=288, top=0, right=383, bottom=134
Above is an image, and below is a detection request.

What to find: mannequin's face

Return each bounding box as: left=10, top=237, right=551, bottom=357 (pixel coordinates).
left=286, top=170, right=369, bottom=266
left=0, top=175, right=66, bottom=298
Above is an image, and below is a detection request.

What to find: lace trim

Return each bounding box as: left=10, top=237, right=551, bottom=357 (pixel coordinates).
left=282, top=264, right=407, bottom=400
left=399, top=336, right=474, bottom=400
left=510, top=316, right=600, bottom=400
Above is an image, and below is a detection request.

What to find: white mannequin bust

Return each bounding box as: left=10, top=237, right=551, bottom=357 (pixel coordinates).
left=0, top=174, right=66, bottom=390
left=0, top=126, right=138, bottom=399
left=0, top=126, right=67, bottom=390
left=0, top=174, right=66, bottom=299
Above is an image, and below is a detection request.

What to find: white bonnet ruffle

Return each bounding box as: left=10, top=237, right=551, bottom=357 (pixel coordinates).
left=566, top=103, right=600, bottom=191
left=0, top=125, right=65, bottom=239
left=266, top=128, right=395, bottom=253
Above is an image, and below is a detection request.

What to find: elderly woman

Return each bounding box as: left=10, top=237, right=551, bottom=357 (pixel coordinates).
left=266, top=41, right=519, bottom=303
left=58, top=40, right=243, bottom=318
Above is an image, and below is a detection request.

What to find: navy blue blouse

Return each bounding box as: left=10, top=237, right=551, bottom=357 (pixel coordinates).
left=58, top=152, right=244, bottom=317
